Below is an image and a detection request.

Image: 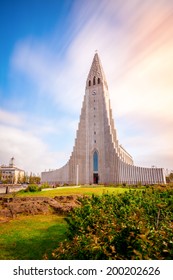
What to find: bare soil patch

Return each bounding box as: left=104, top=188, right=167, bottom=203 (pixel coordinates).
left=0, top=195, right=82, bottom=219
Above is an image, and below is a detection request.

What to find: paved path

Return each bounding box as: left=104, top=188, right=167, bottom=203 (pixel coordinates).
left=42, top=185, right=81, bottom=191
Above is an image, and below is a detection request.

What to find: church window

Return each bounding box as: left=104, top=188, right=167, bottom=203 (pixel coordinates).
left=94, top=131, right=96, bottom=134
left=89, top=80, right=91, bottom=86
left=93, top=151, right=98, bottom=171
left=98, top=78, right=100, bottom=84
left=93, top=76, right=96, bottom=85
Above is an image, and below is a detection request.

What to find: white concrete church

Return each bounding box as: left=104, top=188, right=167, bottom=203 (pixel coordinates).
left=41, top=53, right=166, bottom=185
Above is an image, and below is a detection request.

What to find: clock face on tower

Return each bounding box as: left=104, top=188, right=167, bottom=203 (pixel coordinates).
left=92, top=91, right=96, bottom=96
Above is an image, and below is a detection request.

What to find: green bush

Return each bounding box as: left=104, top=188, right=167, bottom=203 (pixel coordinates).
left=53, top=188, right=173, bottom=260
left=25, top=184, right=42, bottom=192
left=41, top=183, right=51, bottom=189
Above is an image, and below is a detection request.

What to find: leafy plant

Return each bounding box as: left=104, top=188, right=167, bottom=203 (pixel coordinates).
left=24, top=184, right=42, bottom=192
left=53, top=188, right=173, bottom=260
left=41, top=183, right=51, bottom=189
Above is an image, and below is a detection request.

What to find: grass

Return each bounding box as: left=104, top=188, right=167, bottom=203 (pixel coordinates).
left=0, top=186, right=139, bottom=260
left=10, top=185, right=130, bottom=198
left=0, top=214, right=67, bottom=260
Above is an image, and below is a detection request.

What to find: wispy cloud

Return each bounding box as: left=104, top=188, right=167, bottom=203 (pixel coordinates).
left=0, top=109, right=25, bottom=127
left=1, top=0, right=173, bottom=172
left=11, top=39, right=85, bottom=114
left=0, top=107, right=76, bottom=173
left=0, top=119, right=68, bottom=174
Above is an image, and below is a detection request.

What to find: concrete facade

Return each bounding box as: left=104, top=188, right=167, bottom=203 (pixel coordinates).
left=41, top=53, right=166, bottom=185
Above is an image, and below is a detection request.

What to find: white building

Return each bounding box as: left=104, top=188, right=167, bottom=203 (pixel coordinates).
left=0, top=157, right=25, bottom=184
left=41, top=53, right=165, bottom=185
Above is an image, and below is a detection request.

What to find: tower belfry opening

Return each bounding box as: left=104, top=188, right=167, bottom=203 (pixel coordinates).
left=41, top=52, right=166, bottom=185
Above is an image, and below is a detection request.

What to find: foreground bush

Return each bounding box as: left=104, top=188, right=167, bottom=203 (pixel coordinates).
left=53, top=188, right=173, bottom=260
left=25, top=184, right=41, bottom=192
left=41, top=183, right=52, bottom=189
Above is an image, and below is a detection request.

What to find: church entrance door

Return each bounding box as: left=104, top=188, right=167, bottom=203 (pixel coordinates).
left=93, top=173, right=99, bottom=184
left=93, top=150, right=99, bottom=184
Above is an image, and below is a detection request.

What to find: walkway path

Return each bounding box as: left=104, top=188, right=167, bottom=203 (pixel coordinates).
left=42, top=185, right=81, bottom=191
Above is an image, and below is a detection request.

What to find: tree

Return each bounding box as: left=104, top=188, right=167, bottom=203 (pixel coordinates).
left=169, top=173, right=173, bottom=182
left=166, top=172, right=173, bottom=183
left=29, top=173, right=41, bottom=184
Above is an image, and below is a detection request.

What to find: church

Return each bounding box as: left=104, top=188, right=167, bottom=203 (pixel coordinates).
left=41, top=53, right=165, bottom=185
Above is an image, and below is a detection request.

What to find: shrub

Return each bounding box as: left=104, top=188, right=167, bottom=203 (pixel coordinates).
left=53, top=188, right=173, bottom=260
left=41, top=183, right=51, bottom=189
left=25, top=184, right=42, bottom=192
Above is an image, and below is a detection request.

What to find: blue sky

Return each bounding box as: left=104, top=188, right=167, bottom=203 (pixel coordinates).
left=0, top=0, right=173, bottom=174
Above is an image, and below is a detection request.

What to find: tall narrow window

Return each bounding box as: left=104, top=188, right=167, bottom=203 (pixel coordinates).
left=89, top=80, right=91, bottom=86
left=93, top=76, right=96, bottom=85
left=98, top=78, right=100, bottom=84
left=93, top=151, right=98, bottom=172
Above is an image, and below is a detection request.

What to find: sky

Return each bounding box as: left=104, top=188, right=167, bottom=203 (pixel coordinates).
left=0, top=0, right=173, bottom=175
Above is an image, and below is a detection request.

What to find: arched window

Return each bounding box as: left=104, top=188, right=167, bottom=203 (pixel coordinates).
left=89, top=80, right=91, bottom=86
left=93, top=151, right=98, bottom=172
left=93, top=76, right=96, bottom=85
left=98, top=78, right=100, bottom=84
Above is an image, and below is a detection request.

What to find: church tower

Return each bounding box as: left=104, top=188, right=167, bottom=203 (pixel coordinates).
left=41, top=53, right=165, bottom=185
left=73, top=52, right=133, bottom=184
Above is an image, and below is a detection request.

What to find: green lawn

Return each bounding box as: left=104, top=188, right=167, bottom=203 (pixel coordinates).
left=14, top=185, right=129, bottom=198
left=0, top=186, right=134, bottom=260
left=0, top=214, right=67, bottom=260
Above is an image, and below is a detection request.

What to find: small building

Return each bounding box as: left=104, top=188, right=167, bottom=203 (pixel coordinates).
left=0, top=157, right=25, bottom=184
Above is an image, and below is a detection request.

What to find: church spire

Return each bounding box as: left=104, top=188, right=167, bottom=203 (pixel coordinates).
left=86, top=52, right=108, bottom=89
